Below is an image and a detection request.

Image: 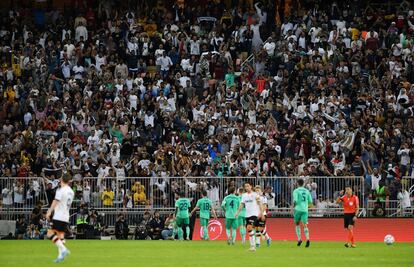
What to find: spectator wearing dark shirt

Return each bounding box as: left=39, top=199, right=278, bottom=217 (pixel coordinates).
left=149, top=211, right=164, bottom=240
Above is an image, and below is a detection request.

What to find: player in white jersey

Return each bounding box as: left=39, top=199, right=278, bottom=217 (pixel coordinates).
left=254, top=185, right=271, bottom=247
left=236, top=182, right=262, bottom=252
left=46, top=173, right=74, bottom=263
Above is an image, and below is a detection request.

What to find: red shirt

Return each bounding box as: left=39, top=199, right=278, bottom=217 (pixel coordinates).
left=256, top=79, right=266, bottom=93
left=340, top=194, right=359, bottom=214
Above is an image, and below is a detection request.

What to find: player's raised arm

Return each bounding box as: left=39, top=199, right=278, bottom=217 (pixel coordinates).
left=336, top=190, right=345, bottom=203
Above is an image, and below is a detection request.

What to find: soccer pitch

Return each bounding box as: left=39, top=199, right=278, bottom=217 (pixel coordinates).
left=1, top=241, right=413, bottom=267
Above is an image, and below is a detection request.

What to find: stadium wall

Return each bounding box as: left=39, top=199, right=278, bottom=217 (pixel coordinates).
left=193, top=218, right=414, bottom=242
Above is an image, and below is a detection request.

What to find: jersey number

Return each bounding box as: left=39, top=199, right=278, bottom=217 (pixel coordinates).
left=203, top=203, right=210, bottom=211
left=179, top=203, right=188, bottom=211
left=301, top=193, right=306, bottom=202
left=229, top=200, right=234, bottom=209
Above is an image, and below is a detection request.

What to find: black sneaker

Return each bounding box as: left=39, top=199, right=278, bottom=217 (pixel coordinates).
left=297, top=240, right=302, bottom=247
left=305, top=240, right=310, bottom=247
left=344, top=243, right=350, bottom=248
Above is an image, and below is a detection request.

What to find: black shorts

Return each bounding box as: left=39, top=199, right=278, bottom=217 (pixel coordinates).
left=258, top=216, right=266, bottom=227
left=344, top=213, right=355, bottom=228
left=246, top=216, right=259, bottom=227
left=52, top=220, right=69, bottom=232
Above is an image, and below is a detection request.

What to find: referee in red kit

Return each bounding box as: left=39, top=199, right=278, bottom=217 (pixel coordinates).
left=337, top=185, right=359, bottom=248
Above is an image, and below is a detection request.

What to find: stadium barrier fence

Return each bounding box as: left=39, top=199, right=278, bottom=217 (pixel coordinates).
left=1, top=176, right=413, bottom=227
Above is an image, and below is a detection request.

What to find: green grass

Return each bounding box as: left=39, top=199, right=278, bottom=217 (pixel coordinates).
left=0, top=240, right=413, bottom=267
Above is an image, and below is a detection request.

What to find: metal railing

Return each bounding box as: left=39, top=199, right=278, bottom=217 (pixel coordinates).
left=0, top=177, right=49, bottom=213
left=240, top=39, right=270, bottom=69
left=1, top=176, right=363, bottom=213
left=1, top=176, right=413, bottom=227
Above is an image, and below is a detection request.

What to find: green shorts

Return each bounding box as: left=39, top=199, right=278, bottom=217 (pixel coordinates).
left=225, top=218, right=238, bottom=230
left=294, top=211, right=308, bottom=224
left=176, top=217, right=190, bottom=227
left=237, top=217, right=246, bottom=228
left=200, top=218, right=209, bottom=227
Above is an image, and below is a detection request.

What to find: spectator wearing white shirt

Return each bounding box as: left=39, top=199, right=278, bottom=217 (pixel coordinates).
left=75, top=22, right=88, bottom=42
left=154, top=44, right=165, bottom=59
left=127, top=37, right=139, bottom=55
left=397, top=143, right=411, bottom=176
left=179, top=72, right=191, bottom=88
left=298, top=32, right=306, bottom=49
left=129, top=90, right=138, bottom=111
left=144, top=111, right=155, bottom=128
left=156, top=52, right=173, bottom=78
left=281, top=19, right=294, bottom=36
left=309, top=25, right=322, bottom=44
left=2, top=187, right=13, bottom=206
left=61, top=60, right=71, bottom=79
left=263, top=37, right=276, bottom=56
left=72, top=62, right=84, bottom=80
left=336, top=17, right=346, bottom=32
left=95, top=52, right=107, bottom=73
left=397, top=187, right=411, bottom=215
left=87, top=130, right=100, bottom=147
left=189, top=36, right=201, bottom=55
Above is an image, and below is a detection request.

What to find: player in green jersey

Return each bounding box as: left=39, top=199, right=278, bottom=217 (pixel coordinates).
left=175, top=191, right=191, bottom=241
left=237, top=187, right=246, bottom=244
left=190, top=190, right=217, bottom=240
left=221, top=187, right=241, bottom=245
left=293, top=178, right=313, bottom=247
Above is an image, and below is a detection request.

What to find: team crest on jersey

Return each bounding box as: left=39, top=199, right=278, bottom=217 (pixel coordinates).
left=349, top=202, right=353, bottom=206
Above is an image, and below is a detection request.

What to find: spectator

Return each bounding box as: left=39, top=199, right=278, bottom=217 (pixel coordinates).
left=397, top=187, right=412, bottom=216
left=133, top=186, right=147, bottom=206
left=115, top=214, right=129, bottom=240
left=1, top=187, right=13, bottom=207
left=161, top=213, right=176, bottom=240
left=15, top=216, right=27, bottom=239
left=134, top=211, right=151, bottom=240
left=101, top=187, right=115, bottom=207
left=75, top=21, right=88, bottom=42
left=373, top=180, right=390, bottom=215
left=0, top=0, right=413, bottom=220
left=148, top=211, right=164, bottom=240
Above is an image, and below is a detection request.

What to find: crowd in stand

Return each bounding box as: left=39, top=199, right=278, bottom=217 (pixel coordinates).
left=0, top=0, right=414, bottom=224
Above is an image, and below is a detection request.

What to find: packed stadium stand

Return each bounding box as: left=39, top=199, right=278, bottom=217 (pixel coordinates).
left=0, top=0, right=413, bottom=240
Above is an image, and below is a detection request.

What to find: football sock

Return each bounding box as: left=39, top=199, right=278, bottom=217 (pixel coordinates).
left=231, top=229, right=237, bottom=243
left=226, top=228, right=231, bottom=239
left=54, top=238, right=66, bottom=255
left=256, top=231, right=261, bottom=245
left=185, top=226, right=190, bottom=239
left=248, top=230, right=255, bottom=247
left=240, top=227, right=246, bottom=241
left=203, top=226, right=209, bottom=239
left=262, top=226, right=270, bottom=240
left=295, top=225, right=302, bottom=241
left=348, top=229, right=354, bottom=244
left=304, top=227, right=310, bottom=241
left=178, top=228, right=183, bottom=240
